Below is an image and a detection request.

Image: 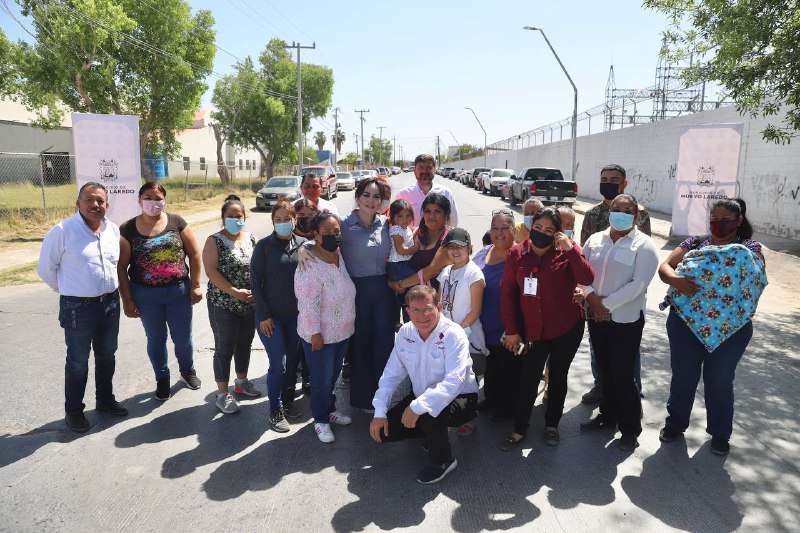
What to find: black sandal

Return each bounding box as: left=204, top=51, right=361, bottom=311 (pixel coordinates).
left=499, top=434, right=525, bottom=452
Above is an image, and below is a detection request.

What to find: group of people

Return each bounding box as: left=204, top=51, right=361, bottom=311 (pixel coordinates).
left=38, top=155, right=766, bottom=485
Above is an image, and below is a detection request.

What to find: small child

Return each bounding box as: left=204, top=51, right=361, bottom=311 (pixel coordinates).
left=387, top=199, right=419, bottom=282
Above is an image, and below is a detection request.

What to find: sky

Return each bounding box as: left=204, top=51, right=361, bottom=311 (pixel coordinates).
left=2, top=0, right=683, bottom=160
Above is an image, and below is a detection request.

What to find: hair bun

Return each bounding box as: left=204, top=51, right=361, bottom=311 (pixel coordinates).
left=225, top=194, right=241, bottom=202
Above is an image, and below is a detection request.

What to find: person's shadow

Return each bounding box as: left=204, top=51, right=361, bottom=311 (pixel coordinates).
left=621, top=438, right=742, bottom=532
left=0, top=390, right=165, bottom=470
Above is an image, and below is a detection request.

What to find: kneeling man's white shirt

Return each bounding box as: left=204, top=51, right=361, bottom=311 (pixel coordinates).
left=373, top=316, right=478, bottom=418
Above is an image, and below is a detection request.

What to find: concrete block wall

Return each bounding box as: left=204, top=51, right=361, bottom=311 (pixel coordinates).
left=453, top=107, right=800, bottom=239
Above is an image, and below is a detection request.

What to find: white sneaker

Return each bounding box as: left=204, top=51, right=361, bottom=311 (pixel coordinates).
left=215, top=392, right=240, bottom=414
left=314, top=422, right=335, bottom=443
left=329, top=411, right=352, bottom=425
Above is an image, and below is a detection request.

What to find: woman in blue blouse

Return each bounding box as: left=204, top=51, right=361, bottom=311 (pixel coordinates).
left=339, top=177, right=396, bottom=411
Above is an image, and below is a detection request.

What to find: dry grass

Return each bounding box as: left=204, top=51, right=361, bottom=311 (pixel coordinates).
left=0, top=261, right=40, bottom=287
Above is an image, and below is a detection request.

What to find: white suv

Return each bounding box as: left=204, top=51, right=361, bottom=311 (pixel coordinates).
left=483, top=168, right=515, bottom=198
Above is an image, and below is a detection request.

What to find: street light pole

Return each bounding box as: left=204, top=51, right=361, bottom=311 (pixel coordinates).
left=464, top=107, right=487, bottom=168
left=523, top=26, right=578, bottom=181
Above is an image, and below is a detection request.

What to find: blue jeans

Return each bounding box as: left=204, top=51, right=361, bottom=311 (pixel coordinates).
left=386, top=261, right=416, bottom=281
left=256, top=315, right=299, bottom=412
left=302, top=338, right=349, bottom=423
left=130, top=280, right=194, bottom=381
left=665, top=310, right=752, bottom=440
left=59, top=292, right=120, bottom=414
left=208, top=302, right=255, bottom=383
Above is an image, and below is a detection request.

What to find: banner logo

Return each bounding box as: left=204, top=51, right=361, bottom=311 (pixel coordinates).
left=98, top=159, right=120, bottom=182
left=696, top=166, right=715, bottom=187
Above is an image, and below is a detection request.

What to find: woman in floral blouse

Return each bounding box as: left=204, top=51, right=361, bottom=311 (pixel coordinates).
left=202, top=195, right=261, bottom=414
left=294, top=212, right=357, bottom=443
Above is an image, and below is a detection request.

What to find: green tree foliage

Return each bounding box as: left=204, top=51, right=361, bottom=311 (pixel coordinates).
left=314, top=130, right=326, bottom=150
left=12, top=0, right=216, bottom=165
left=212, top=39, right=333, bottom=178
left=362, top=135, right=392, bottom=166
left=456, top=144, right=478, bottom=157
left=339, top=152, right=358, bottom=167
left=644, top=0, right=800, bottom=144
left=333, top=128, right=346, bottom=152
left=0, top=29, right=18, bottom=97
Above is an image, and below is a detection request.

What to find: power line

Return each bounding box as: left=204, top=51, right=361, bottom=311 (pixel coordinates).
left=225, top=0, right=288, bottom=40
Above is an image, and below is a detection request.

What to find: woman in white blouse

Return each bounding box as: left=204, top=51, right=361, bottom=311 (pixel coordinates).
left=579, top=194, right=659, bottom=451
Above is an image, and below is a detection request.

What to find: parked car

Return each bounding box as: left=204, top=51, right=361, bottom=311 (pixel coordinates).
left=350, top=170, right=364, bottom=184
left=455, top=169, right=469, bottom=183
left=403, top=166, right=413, bottom=173
left=361, top=169, right=378, bottom=179
left=377, top=166, right=390, bottom=178
left=391, top=166, right=401, bottom=175
left=441, top=166, right=456, bottom=179
left=470, top=167, right=491, bottom=188
left=336, top=171, right=355, bottom=190
left=301, top=165, right=338, bottom=200
left=483, top=168, right=515, bottom=197
left=475, top=171, right=490, bottom=191
left=255, top=175, right=302, bottom=210
left=508, top=167, right=577, bottom=205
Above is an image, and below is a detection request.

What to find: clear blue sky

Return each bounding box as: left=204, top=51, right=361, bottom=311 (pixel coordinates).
left=3, top=0, right=677, bottom=159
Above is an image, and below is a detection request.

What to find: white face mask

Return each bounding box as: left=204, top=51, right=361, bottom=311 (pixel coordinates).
left=141, top=199, right=165, bottom=216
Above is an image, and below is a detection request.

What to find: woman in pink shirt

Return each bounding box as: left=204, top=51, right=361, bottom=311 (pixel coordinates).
left=294, top=212, right=357, bottom=443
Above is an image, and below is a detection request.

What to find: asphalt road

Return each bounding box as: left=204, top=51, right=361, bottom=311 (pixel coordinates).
left=0, top=172, right=798, bottom=532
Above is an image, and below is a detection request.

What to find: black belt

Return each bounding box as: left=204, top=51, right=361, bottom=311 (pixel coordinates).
left=63, top=289, right=119, bottom=303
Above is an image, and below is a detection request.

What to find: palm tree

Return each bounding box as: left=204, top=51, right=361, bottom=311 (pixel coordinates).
left=334, top=129, right=346, bottom=152
left=314, top=131, right=326, bottom=151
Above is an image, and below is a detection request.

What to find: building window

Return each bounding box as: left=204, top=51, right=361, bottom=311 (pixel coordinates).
left=182, top=156, right=190, bottom=171
left=239, top=159, right=243, bottom=170
left=245, top=160, right=251, bottom=170
left=199, top=157, right=206, bottom=170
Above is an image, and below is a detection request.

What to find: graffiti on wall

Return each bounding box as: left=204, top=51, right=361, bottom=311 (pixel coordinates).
left=743, top=174, right=800, bottom=207
left=629, top=171, right=658, bottom=205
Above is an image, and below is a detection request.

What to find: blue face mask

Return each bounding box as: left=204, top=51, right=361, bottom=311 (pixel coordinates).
left=564, top=229, right=574, bottom=239
left=608, top=212, right=634, bottom=231
left=523, top=215, right=535, bottom=230
left=274, top=221, right=294, bottom=237
left=224, top=217, right=245, bottom=235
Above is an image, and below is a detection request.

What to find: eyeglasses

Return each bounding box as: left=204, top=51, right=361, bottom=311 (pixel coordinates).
left=492, top=208, right=514, bottom=218
left=407, top=305, right=437, bottom=315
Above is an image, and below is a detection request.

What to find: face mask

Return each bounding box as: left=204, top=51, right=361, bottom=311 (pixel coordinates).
left=224, top=217, right=245, bottom=235
left=320, top=233, right=342, bottom=252
left=564, top=229, right=574, bottom=239
left=710, top=219, right=738, bottom=238
left=523, top=215, right=535, bottom=230
left=274, top=221, right=294, bottom=237
left=529, top=230, right=554, bottom=249
left=296, top=217, right=311, bottom=233
left=600, top=182, right=620, bottom=201
left=609, top=212, right=635, bottom=231
left=141, top=199, right=165, bottom=217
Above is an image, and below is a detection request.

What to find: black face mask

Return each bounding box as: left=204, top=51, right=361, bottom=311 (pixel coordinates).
left=529, top=230, right=554, bottom=249
left=296, top=217, right=311, bottom=233
left=320, top=233, right=343, bottom=252
left=600, top=182, right=621, bottom=201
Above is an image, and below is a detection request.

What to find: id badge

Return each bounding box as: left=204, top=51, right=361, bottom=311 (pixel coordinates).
left=523, top=276, right=538, bottom=296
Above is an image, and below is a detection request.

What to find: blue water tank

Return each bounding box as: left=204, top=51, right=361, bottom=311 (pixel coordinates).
left=145, top=152, right=166, bottom=179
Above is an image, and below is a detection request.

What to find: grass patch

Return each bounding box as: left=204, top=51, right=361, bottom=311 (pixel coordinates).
left=0, top=261, right=39, bottom=286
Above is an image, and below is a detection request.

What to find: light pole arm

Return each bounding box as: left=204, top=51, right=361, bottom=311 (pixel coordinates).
left=465, top=107, right=487, bottom=138
left=537, top=30, right=577, bottom=94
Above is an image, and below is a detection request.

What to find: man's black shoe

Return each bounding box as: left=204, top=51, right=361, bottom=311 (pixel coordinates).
left=710, top=436, right=730, bottom=455
left=180, top=370, right=202, bottom=390
left=155, top=379, right=171, bottom=401
left=659, top=426, right=682, bottom=442
left=65, top=412, right=90, bottom=433
left=96, top=400, right=128, bottom=416
left=417, top=458, right=458, bottom=484
left=580, top=415, right=616, bottom=431
left=619, top=434, right=639, bottom=451
left=581, top=383, right=603, bottom=404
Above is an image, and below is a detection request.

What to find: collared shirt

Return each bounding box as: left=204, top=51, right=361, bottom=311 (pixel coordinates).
left=294, top=249, right=356, bottom=344
left=38, top=213, right=120, bottom=297
left=339, top=211, right=391, bottom=278
left=307, top=196, right=340, bottom=218
left=581, top=228, right=660, bottom=323
left=395, top=181, right=459, bottom=227
left=373, top=316, right=478, bottom=418
left=580, top=201, right=651, bottom=245
left=501, top=241, right=594, bottom=341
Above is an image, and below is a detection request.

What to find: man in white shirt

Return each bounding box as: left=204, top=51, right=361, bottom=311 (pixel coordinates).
left=300, top=172, right=340, bottom=217
left=38, top=182, right=128, bottom=433
left=395, top=154, right=459, bottom=228
left=370, top=285, right=478, bottom=484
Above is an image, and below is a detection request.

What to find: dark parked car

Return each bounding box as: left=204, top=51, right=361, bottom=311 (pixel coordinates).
left=508, top=167, right=577, bottom=205
left=301, top=165, right=338, bottom=200
left=469, top=167, right=491, bottom=188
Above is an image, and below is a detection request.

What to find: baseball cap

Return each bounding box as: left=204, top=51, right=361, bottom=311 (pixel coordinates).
left=443, top=227, right=471, bottom=247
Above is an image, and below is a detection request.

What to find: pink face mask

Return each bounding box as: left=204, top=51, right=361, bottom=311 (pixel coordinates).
left=141, top=199, right=165, bottom=216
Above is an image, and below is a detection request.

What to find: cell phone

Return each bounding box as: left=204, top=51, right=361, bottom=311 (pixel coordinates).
left=516, top=342, right=526, bottom=356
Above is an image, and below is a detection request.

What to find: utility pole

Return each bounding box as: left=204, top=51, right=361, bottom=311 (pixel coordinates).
left=377, top=126, right=386, bottom=166
left=284, top=41, right=316, bottom=172
left=393, top=135, right=396, bottom=167
left=354, top=109, right=370, bottom=168
left=353, top=133, right=359, bottom=159
left=436, top=136, right=441, bottom=167
left=333, top=106, right=341, bottom=167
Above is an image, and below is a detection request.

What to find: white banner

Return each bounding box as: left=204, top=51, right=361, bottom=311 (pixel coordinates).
left=72, top=113, right=141, bottom=225
left=671, top=123, right=743, bottom=236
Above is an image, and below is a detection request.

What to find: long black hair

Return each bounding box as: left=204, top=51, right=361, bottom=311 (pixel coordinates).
left=712, top=198, right=753, bottom=239
left=418, top=193, right=451, bottom=246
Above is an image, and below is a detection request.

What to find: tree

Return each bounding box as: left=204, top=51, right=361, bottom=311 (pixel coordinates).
left=313, top=131, right=326, bottom=150
left=333, top=128, right=346, bottom=152
left=12, top=0, right=216, bottom=172
left=340, top=152, right=358, bottom=167
left=363, top=135, right=392, bottom=166
left=212, top=39, right=333, bottom=177
left=456, top=144, right=478, bottom=157
left=644, top=0, right=800, bottom=144
left=0, top=29, right=18, bottom=97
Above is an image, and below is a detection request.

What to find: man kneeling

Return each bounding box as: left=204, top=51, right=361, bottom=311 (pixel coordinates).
left=370, top=285, right=478, bottom=484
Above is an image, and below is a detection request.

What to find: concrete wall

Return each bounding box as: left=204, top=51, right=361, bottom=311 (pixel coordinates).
left=452, top=107, right=800, bottom=239
left=0, top=120, right=74, bottom=154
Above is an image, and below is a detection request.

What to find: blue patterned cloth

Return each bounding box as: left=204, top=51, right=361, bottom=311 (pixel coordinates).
left=670, top=244, right=767, bottom=352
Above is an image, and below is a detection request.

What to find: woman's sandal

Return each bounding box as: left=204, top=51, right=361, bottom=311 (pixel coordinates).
left=499, top=434, right=525, bottom=452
